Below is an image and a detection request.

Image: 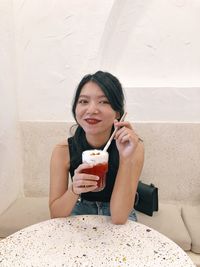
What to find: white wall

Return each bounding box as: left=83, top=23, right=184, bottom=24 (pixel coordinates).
left=99, top=0, right=200, bottom=87
left=13, top=0, right=114, bottom=121
left=124, top=87, right=200, bottom=122
left=0, top=0, right=22, bottom=213
left=12, top=0, right=200, bottom=122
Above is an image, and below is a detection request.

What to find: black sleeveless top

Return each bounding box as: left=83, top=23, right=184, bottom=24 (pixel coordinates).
left=68, top=133, right=119, bottom=202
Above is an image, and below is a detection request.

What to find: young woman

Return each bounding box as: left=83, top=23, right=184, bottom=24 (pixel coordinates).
left=49, top=71, right=144, bottom=224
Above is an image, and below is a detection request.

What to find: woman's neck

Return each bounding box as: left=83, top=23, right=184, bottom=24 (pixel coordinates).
left=85, top=132, right=111, bottom=149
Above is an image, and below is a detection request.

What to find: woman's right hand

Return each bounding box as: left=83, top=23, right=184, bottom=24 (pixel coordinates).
left=71, top=163, right=99, bottom=195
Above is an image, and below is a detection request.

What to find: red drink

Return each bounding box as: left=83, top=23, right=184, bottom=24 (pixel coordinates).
left=82, top=150, right=109, bottom=192
left=82, top=163, right=108, bottom=190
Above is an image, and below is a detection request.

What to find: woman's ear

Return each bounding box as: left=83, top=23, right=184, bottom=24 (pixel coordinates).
left=116, top=112, right=120, bottom=120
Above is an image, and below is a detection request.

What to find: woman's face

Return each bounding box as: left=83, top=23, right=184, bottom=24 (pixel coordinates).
left=75, top=81, right=119, bottom=140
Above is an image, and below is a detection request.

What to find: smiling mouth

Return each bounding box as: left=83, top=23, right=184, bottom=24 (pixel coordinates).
left=85, top=119, right=101, bottom=125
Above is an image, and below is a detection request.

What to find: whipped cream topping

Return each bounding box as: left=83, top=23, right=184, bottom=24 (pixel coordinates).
left=82, top=149, right=108, bottom=164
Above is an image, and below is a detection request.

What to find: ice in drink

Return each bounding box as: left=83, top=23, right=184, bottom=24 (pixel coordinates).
left=82, top=149, right=109, bottom=192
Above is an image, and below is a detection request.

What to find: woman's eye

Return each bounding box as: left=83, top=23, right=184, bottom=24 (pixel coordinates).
left=99, top=100, right=109, bottom=104
left=78, top=99, right=88, bottom=104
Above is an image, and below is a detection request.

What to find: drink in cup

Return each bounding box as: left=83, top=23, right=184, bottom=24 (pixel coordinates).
left=82, top=149, right=109, bottom=192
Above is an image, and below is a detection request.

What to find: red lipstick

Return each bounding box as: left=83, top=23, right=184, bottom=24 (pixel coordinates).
left=85, top=118, right=101, bottom=124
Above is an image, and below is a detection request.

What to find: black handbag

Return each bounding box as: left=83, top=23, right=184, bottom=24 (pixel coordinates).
left=134, top=181, right=159, bottom=216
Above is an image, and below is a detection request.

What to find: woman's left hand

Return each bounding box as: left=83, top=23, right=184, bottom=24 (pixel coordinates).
left=114, top=120, right=139, bottom=159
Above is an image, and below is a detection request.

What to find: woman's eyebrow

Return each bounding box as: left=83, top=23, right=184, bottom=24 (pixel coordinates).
left=78, top=94, right=89, bottom=98
left=98, top=95, right=107, bottom=98
left=79, top=94, right=107, bottom=99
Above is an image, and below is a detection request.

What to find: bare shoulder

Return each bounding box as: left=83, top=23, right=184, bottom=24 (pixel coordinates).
left=51, top=140, right=70, bottom=168
left=52, top=140, right=68, bottom=153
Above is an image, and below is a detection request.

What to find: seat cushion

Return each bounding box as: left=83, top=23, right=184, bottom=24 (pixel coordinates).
left=182, top=204, right=200, bottom=253
left=0, top=197, right=50, bottom=238
left=187, top=251, right=200, bottom=267
left=137, top=203, right=191, bottom=251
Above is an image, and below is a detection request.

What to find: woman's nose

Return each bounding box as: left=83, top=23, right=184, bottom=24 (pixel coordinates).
left=87, top=102, right=99, bottom=114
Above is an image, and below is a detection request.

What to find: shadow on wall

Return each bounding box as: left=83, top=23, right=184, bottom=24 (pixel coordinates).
left=98, top=0, right=152, bottom=70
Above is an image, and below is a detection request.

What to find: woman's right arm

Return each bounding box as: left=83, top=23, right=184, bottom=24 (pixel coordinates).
left=49, top=142, right=79, bottom=218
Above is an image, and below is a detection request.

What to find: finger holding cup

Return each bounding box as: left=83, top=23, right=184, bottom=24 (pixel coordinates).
left=72, top=163, right=99, bottom=194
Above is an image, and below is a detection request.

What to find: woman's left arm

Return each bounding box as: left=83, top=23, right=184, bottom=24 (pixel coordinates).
left=110, top=120, right=144, bottom=224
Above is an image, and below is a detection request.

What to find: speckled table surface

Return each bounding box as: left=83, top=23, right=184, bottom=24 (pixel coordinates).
left=0, top=215, right=195, bottom=267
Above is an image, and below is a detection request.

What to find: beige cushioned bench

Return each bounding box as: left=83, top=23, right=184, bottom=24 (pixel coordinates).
left=0, top=122, right=199, bottom=262
left=0, top=198, right=49, bottom=237
left=182, top=205, right=200, bottom=253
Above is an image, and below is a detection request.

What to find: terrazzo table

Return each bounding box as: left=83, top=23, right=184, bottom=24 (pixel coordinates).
left=0, top=215, right=195, bottom=267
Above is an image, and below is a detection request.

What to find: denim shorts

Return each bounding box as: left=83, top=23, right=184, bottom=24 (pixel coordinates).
left=71, top=198, right=137, bottom=222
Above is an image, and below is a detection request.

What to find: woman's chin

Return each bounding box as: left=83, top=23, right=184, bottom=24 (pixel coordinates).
left=84, top=128, right=100, bottom=135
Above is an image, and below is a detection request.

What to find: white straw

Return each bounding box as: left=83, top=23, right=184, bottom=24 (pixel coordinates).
left=103, top=112, right=127, bottom=151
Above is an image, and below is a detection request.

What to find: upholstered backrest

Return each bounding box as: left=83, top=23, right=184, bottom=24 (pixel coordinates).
left=21, top=121, right=200, bottom=204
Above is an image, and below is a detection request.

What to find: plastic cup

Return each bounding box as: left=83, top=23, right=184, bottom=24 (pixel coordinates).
left=82, top=149, right=109, bottom=192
